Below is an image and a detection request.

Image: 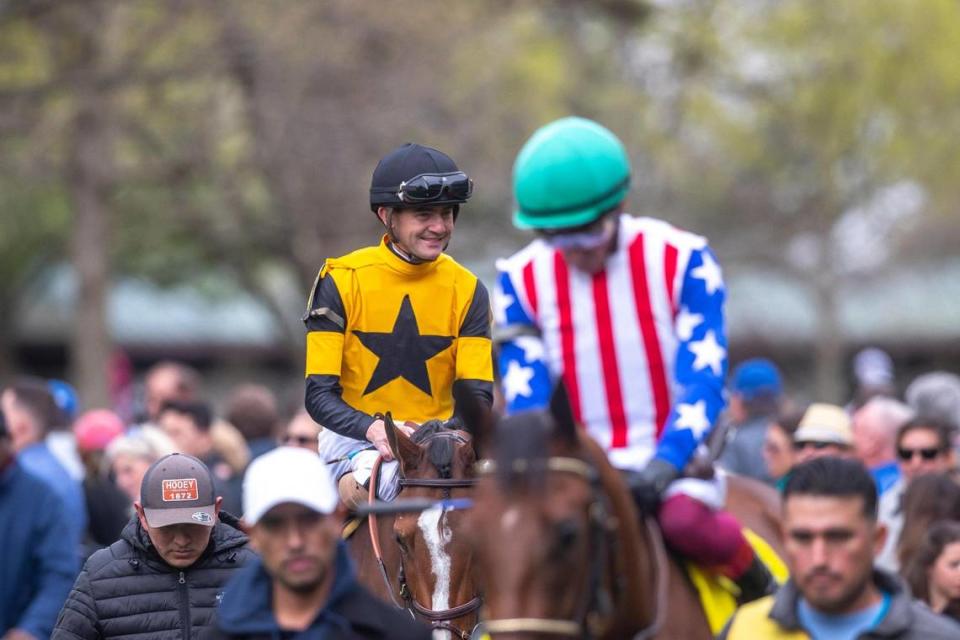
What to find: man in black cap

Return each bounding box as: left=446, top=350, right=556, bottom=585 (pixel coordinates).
left=53, top=453, right=255, bottom=640
left=304, top=143, right=493, bottom=504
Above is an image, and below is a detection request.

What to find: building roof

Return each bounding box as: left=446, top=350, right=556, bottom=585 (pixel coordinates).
left=15, top=260, right=960, bottom=350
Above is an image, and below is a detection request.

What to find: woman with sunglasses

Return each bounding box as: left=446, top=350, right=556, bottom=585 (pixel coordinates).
left=279, top=411, right=322, bottom=454
left=877, top=417, right=958, bottom=571
left=494, top=116, right=775, bottom=603
left=303, top=143, right=493, bottom=506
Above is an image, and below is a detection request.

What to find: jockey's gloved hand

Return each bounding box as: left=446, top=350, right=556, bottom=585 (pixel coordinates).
left=630, top=458, right=680, bottom=515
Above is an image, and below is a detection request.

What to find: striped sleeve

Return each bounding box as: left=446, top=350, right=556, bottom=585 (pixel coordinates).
left=304, top=269, right=346, bottom=376
left=654, top=244, right=728, bottom=471
left=303, top=268, right=375, bottom=440
left=454, top=278, right=494, bottom=407
left=495, top=266, right=553, bottom=413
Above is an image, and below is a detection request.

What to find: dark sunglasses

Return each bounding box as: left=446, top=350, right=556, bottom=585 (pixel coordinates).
left=282, top=434, right=316, bottom=446
left=397, top=172, right=473, bottom=204
left=793, top=440, right=842, bottom=451
left=897, top=446, right=943, bottom=461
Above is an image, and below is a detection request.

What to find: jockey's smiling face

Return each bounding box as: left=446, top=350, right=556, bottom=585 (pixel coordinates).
left=378, top=204, right=455, bottom=262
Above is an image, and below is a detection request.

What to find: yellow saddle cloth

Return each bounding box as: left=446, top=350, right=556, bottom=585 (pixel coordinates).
left=685, top=529, right=790, bottom=635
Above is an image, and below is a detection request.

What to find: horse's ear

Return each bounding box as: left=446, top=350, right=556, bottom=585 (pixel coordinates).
left=384, top=412, right=420, bottom=471
left=549, top=381, right=578, bottom=446
left=453, top=382, right=493, bottom=459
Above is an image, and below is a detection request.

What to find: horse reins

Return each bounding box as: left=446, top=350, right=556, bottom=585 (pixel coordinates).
left=367, top=431, right=483, bottom=639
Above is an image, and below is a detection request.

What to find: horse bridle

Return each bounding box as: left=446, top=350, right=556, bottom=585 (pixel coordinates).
left=476, top=456, right=667, bottom=640
left=368, top=430, right=483, bottom=640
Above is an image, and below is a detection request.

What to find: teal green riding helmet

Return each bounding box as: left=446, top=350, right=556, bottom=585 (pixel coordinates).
left=512, top=117, right=631, bottom=230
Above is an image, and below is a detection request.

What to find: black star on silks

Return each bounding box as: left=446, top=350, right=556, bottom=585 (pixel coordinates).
left=354, top=294, right=454, bottom=396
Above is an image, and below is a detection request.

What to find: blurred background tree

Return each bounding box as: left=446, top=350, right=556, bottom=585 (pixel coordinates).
left=0, top=0, right=957, bottom=407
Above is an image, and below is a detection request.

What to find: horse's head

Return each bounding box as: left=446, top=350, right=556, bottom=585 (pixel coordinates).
left=384, top=413, right=481, bottom=638
left=463, top=386, right=655, bottom=639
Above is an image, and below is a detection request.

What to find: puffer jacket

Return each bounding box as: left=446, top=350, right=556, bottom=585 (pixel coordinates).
left=53, top=512, right=255, bottom=640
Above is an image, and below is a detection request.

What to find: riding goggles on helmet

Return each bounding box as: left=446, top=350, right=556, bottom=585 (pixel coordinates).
left=540, top=215, right=617, bottom=250
left=397, top=172, right=473, bottom=204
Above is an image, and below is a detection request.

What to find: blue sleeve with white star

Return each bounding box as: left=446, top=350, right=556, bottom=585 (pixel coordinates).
left=654, top=245, right=728, bottom=471
left=494, top=269, right=553, bottom=413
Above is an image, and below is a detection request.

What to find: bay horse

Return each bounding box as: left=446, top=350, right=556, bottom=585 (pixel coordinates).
left=463, top=389, right=783, bottom=639
left=347, top=414, right=482, bottom=639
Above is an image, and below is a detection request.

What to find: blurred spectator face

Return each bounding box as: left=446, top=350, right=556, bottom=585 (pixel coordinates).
left=783, top=493, right=884, bottom=614
left=851, top=410, right=872, bottom=463
left=159, top=411, right=212, bottom=459
left=763, top=423, right=795, bottom=480
left=134, top=500, right=221, bottom=569
left=226, top=384, right=279, bottom=443
left=250, top=502, right=340, bottom=592
left=145, top=366, right=194, bottom=421
left=929, top=541, right=960, bottom=607
left=112, top=453, right=154, bottom=502
left=1, top=388, right=39, bottom=451
left=281, top=413, right=322, bottom=453
left=793, top=439, right=852, bottom=465
left=850, top=397, right=913, bottom=468
left=898, top=427, right=955, bottom=482
left=727, top=394, right=748, bottom=424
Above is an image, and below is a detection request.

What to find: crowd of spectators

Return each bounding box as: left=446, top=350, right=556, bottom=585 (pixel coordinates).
left=719, top=351, right=960, bottom=630
left=3, top=351, right=960, bottom=638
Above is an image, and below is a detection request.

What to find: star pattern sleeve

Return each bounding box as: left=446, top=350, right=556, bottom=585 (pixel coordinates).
left=654, top=245, right=728, bottom=471
left=494, top=268, right=553, bottom=413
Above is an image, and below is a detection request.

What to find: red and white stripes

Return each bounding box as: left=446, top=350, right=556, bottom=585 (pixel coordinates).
left=505, top=215, right=701, bottom=470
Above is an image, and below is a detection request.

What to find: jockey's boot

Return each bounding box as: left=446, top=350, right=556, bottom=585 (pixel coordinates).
left=733, top=555, right=776, bottom=605
left=338, top=473, right=368, bottom=512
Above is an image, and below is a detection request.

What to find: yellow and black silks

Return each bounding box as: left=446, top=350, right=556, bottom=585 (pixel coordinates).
left=305, top=236, right=493, bottom=436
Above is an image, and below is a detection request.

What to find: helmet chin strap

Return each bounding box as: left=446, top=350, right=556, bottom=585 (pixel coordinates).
left=388, top=238, right=430, bottom=265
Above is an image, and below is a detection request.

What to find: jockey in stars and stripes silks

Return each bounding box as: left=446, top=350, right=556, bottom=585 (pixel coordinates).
left=496, top=116, right=776, bottom=608
left=496, top=215, right=726, bottom=473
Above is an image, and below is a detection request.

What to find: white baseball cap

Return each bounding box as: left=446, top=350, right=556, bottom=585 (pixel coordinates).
left=243, top=447, right=338, bottom=525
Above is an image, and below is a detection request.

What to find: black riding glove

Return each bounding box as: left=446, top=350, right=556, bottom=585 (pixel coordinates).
left=629, top=458, right=680, bottom=516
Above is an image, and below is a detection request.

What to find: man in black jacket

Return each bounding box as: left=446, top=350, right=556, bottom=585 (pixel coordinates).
left=53, top=454, right=255, bottom=639
left=216, top=447, right=430, bottom=639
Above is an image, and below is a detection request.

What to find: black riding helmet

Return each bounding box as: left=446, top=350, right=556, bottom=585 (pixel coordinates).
left=369, top=143, right=473, bottom=217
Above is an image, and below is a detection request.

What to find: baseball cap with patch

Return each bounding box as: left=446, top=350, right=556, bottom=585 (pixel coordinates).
left=141, top=453, right=217, bottom=527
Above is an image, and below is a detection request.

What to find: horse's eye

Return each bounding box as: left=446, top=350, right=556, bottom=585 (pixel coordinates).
left=551, top=519, right=581, bottom=556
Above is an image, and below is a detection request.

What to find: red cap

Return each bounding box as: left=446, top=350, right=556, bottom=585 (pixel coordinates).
left=74, top=409, right=125, bottom=452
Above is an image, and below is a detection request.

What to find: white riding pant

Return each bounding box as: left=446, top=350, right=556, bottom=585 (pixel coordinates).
left=318, top=429, right=401, bottom=501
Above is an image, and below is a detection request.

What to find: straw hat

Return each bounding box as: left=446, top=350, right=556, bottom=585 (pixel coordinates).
left=794, top=403, right=853, bottom=446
